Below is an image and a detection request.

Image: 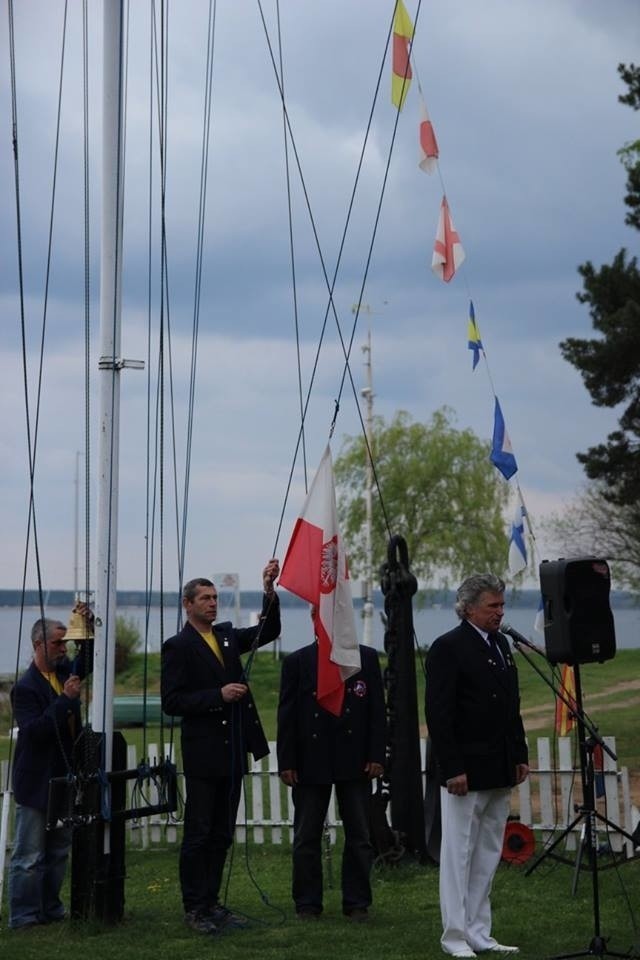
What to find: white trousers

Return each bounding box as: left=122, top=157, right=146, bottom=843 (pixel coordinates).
left=439, top=786, right=511, bottom=955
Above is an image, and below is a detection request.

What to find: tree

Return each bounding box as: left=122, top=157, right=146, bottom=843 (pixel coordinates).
left=617, top=63, right=640, bottom=231
left=559, top=63, right=640, bottom=506
left=115, top=614, right=141, bottom=674
left=540, top=485, right=640, bottom=593
left=334, top=407, right=509, bottom=584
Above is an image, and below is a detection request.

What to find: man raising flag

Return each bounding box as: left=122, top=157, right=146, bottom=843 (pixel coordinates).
left=279, top=445, right=361, bottom=715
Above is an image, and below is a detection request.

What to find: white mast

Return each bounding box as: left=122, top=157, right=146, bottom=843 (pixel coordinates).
left=93, top=0, right=143, bottom=784
left=74, top=450, right=81, bottom=596
left=92, top=0, right=126, bottom=780
left=361, top=329, right=375, bottom=646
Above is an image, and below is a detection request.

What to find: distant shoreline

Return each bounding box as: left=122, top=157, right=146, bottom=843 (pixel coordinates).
left=1, top=587, right=637, bottom=610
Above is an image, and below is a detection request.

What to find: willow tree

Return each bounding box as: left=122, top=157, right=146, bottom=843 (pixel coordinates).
left=334, top=408, right=509, bottom=584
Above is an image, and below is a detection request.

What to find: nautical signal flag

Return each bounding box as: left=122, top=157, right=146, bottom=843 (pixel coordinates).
left=278, top=445, right=361, bottom=716
left=490, top=397, right=518, bottom=480
left=391, top=0, right=414, bottom=111
left=418, top=95, right=439, bottom=173
left=508, top=503, right=527, bottom=576
left=432, top=196, right=465, bottom=282
left=555, top=664, right=577, bottom=736
left=467, top=300, right=482, bottom=370
left=533, top=595, right=545, bottom=634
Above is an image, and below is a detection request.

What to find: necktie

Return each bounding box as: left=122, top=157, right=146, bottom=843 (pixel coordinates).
left=488, top=632, right=505, bottom=669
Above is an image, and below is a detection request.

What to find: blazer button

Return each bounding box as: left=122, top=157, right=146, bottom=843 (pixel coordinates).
left=314, top=712, right=319, bottom=718
left=248, top=702, right=253, bottom=710
left=312, top=733, right=318, bottom=740
left=345, top=707, right=351, bottom=715
left=222, top=720, right=228, bottom=726
left=346, top=729, right=352, bottom=735
left=224, top=739, right=229, bottom=745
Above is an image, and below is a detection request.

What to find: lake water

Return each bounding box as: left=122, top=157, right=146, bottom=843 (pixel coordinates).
left=1, top=601, right=638, bottom=676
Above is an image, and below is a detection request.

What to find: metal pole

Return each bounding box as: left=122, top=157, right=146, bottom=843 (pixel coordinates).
left=93, top=0, right=125, bottom=790
left=74, top=450, right=80, bottom=596
left=361, top=329, right=374, bottom=645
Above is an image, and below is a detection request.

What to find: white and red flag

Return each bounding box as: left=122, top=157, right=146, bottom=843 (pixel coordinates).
left=418, top=95, right=439, bottom=174
left=431, top=195, right=465, bottom=282
left=279, top=445, right=361, bottom=716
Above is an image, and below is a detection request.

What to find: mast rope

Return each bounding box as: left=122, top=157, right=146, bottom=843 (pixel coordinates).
left=254, top=1, right=429, bottom=560
left=6, top=0, right=84, bottom=785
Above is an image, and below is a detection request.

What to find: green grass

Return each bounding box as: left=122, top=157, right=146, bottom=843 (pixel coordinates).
left=1, top=840, right=639, bottom=958
left=1, top=650, right=640, bottom=956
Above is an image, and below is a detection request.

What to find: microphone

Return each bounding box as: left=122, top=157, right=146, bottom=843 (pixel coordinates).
left=500, top=622, right=547, bottom=658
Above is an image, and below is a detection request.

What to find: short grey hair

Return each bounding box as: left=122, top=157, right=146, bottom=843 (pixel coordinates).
left=454, top=573, right=505, bottom=620
left=31, top=618, right=66, bottom=648
left=182, top=578, right=214, bottom=602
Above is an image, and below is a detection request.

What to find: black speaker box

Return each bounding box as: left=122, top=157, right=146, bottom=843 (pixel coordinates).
left=539, top=557, right=616, bottom=665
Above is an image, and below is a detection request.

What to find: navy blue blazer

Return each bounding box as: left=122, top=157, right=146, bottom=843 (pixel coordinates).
left=425, top=620, right=528, bottom=790
left=12, top=644, right=93, bottom=812
left=277, top=642, right=386, bottom=784
left=161, top=594, right=281, bottom=779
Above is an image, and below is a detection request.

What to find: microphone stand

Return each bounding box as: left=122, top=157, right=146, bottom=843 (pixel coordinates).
left=508, top=637, right=634, bottom=959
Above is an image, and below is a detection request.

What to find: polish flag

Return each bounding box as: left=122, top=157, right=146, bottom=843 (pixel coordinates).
left=418, top=97, right=439, bottom=174
left=431, top=196, right=465, bottom=282
left=279, top=445, right=361, bottom=715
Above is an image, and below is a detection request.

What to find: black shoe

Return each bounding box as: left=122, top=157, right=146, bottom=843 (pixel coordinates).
left=296, top=908, right=321, bottom=921
left=207, top=905, right=250, bottom=929
left=345, top=908, right=369, bottom=922
left=184, top=910, right=219, bottom=935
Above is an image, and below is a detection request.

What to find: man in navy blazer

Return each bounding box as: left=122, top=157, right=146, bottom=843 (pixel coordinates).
left=161, top=560, right=280, bottom=935
left=277, top=635, right=385, bottom=921
left=426, top=573, right=529, bottom=958
left=9, top=606, right=93, bottom=929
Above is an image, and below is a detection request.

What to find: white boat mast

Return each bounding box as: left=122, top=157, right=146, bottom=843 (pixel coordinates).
left=93, top=0, right=142, bottom=794
left=361, top=328, right=375, bottom=646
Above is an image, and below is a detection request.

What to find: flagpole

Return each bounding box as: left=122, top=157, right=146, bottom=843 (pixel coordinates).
left=361, top=329, right=374, bottom=646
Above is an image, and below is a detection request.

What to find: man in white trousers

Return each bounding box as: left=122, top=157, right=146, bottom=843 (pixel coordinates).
left=425, top=573, right=529, bottom=958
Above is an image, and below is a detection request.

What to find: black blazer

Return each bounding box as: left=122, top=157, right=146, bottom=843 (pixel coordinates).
left=12, top=643, right=93, bottom=812
left=277, top=642, right=386, bottom=784
left=161, top=594, right=280, bottom=779
left=425, top=620, right=528, bottom=790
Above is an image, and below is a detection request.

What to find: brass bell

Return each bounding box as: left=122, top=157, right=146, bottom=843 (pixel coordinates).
left=65, top=605, right=94, bottom=642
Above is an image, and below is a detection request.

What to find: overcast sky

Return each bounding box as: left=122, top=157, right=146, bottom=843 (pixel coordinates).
left=0, top=0, right=638, bottom=594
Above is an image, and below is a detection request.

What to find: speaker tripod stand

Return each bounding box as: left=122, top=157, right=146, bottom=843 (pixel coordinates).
left=511, top=645, right=635, bottom=959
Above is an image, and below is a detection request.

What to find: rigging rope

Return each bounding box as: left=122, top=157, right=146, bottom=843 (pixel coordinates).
left=275, top=0, right=308, bottom=495
left=255, top=0, right=414, bottom=556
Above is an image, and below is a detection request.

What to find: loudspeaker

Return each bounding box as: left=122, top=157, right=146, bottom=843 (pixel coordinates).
left=539, top=557, right=616, bottom=665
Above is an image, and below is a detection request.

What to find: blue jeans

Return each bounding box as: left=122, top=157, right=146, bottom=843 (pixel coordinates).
left=9, top=804, right=72, bottom=928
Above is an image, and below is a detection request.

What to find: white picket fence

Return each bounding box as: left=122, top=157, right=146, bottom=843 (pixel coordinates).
left=1, top=737, right=637, bottom=858
left=125, top=736, right=637, bottom=857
